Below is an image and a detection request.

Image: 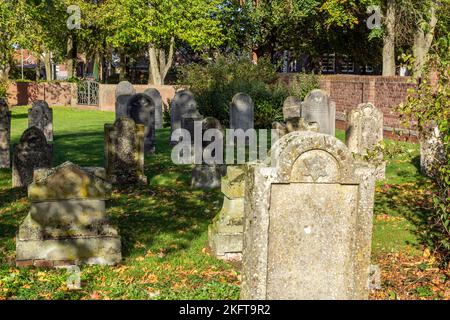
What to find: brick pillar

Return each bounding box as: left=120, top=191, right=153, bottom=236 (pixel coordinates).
left=368, top=78, right=376, bottom=104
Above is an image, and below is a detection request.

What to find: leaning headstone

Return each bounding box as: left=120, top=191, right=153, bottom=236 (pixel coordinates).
left=16, top=161, right=121, bottom=267
left=143, top=88, right=163, bottom=129
left=346, top=103, right=385, bottom=179
left=230, top=93, right=254, bottom=132
left=170, top=90, right=198, bottom=144
left=0, top=98, right=11, bottom=168
left=241, top=131, right=376, bottom=300
left=12, top=127, right=52, bottom=188
left=28, top=100, right=53, bottom=142
left=115, top=81, right=135, bottom=119
left=127, top=93, right=155, bottom=154
left=104, top=117, right=147, bottom=185
left=283, top=96, right=301, bottom=121
left=191, top=117, right=226, bottom=189
left=208, top=165, right=245, bottom=261
left=419, top=124, right=446, bottom=179
left=301, top=89, right=336, bottom=136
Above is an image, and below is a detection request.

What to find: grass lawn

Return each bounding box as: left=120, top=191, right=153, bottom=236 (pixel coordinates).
left=0, top=106, right=447, bottom=300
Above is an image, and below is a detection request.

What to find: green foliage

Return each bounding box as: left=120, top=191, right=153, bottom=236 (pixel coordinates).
left=0, top=79, right=8, bottom=98
left=178, top=56, right=319, bottom=128
left=399, top=36, right=450, bottom=262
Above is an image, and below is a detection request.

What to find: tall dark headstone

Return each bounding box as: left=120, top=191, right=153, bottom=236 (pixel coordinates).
left=104, top=117, right=147, bottom=184
left=127, top=93, right=156, bottom=154
left=12, top=127, right=52, bottom=187
left=143, top=88, right=163, bottom=129
left=115, top=81, right=135, bottom=119
left=28, top=100, right=53, bottom=142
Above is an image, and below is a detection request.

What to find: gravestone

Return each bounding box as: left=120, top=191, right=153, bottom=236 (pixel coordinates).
left=115, top=81, right=135, bottom=119
left=191, top=117, right=226, bottom=189
left=419, top=124, right=446, bottom=178
left=12, top=127, right=52, bottom=188
left=241, top=131, right=376, bottom=300
left=301, top=89, right=336, bottom=136
left=127, top=93, right=155, bottom=154
left=170, top=90, right=198, bottom=144
left=143, top=88, right=163, bottom=129
left=0, top=98, right=11, bottom=168
left=181, top=109, right=204, bottom=144
left=272, top=118, right=319, bottom=139
left=16, top=161, right=121, bottom=267
left=28, top=100, right=53, bottom=142
left=346, top=103, right=385, bottom=179
left=230, top=93, right=254, bottom=132
left=208, top=165, right=246, bottom=261
left=283, top=96, right=302, bottom=121
left=104, top=117, right=147, bottom=184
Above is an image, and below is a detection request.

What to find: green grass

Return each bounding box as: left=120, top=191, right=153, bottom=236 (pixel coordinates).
left=0, top=106, right=434, bottom=299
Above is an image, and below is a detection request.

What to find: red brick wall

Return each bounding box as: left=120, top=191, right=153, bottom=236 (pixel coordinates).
left=7, top=82, right=72, bottom=106
left=281, top=74, right=417, bottom=139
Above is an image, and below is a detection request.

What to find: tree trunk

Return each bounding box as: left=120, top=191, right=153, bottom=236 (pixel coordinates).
left=67, top=35, right=74, bottom=79
left=383, top=0, right=396, bottom=76
left=147, top=37, right=175, bottom=85
left=43, top=51, right=52, bottom=81
left=119, top=52, right=126, bottom=81
left=413, top=4, right=437, bottom=78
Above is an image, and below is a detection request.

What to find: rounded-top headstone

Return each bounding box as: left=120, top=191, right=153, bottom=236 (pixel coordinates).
left=301, top=89, right=335, bottom=136
left=127, top=93, right=156, bottom=153
left=115, top=81, right=135, bottom=98
left=115, top=81, right=136, bottom=119
left=230, top=93, right=254, bottom=131
left=143, top=88, right=163, bottom=129
left=171, top=90, right=198, bottom=131
left=29, top=100, right=53, bottom=142
left=12, top=126, right=52, bottom=187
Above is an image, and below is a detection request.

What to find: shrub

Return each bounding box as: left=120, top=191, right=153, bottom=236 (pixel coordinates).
left=0, top=79, right=8, bottom=98
left=178, top=55, right=319, bottom=128
left=399, top=36, right=450, bottom=263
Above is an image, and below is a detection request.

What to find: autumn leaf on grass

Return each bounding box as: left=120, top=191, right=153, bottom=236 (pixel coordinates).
left=90, top=291, right=101, bottom=300
left=141, top=273, right=158, bottom=284
left=135, top=256, right=145, bottom=262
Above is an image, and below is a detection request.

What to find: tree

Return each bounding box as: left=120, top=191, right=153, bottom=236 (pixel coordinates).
left=100, top=0, right=226, bottom=85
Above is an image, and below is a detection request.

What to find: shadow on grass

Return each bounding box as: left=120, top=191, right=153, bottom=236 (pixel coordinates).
left=375, top=177, right=438, bottom=254
left=53, top=131, right=105, bottom=167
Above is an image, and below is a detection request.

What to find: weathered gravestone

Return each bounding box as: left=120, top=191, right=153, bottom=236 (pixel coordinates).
left=346, top=103, right=385, bottom=179
left=191, top=117, right=226, bottom=189
left=419, top=124, right=446, bottom=179
left=170, top=90, right=198, bottom=144
left=115, top=81, right=135, bottom=119
left=301, top=89, right=336, bottom=136
left=143, top=88, right=163, bottom=129
left=283, top=96, right=302, bottom=121
left=16, top=161, right=121, bottom=267
left=28, top=100, right=53, bottom=142
left=240, top=131, right=376, bottom=300
left=127, top=93, right=155, bottom=154
left=208, top=165, right=245, bottom=261
left=272, top=118, right=319, bottom=139
left=12, top=127, right=52, bottom=188
left=0, top=98, right=11, bottom=168
left=104, top=117, right=147, bottom=185
left=230, top=93, right=254, bottom=132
